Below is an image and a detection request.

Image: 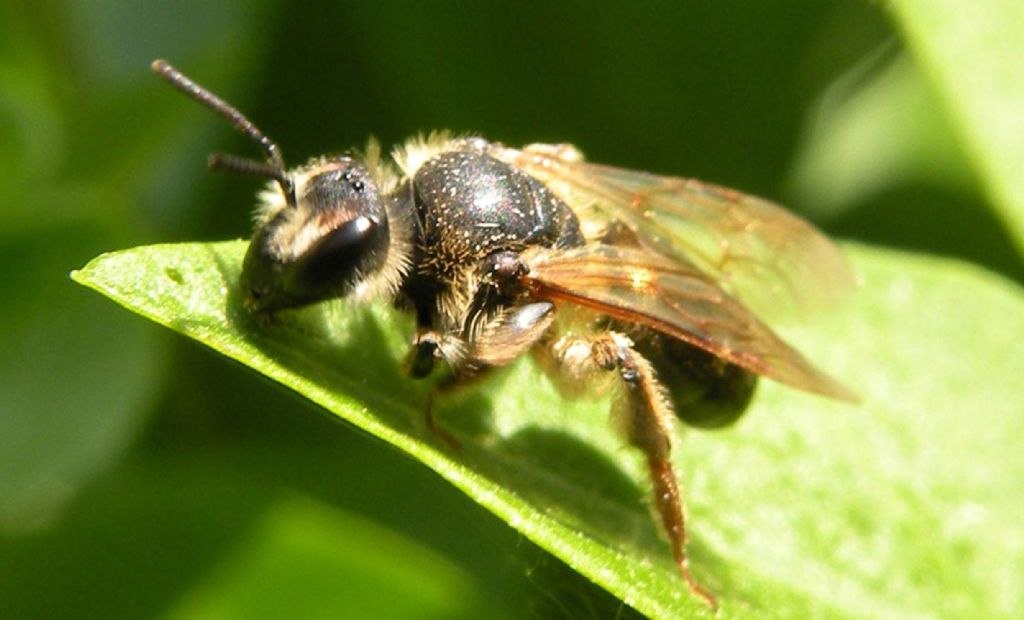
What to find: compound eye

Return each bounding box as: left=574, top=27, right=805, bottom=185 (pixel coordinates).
left=290, top=216, right=383, bottom=292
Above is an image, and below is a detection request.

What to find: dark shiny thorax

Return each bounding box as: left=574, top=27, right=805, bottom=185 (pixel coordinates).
left=410, top=149, right=583, bottom=282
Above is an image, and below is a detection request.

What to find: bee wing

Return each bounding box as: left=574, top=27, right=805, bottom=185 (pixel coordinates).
left=521, top=244, right=857, bottom=402
left=495, top=144, right=855, bottom=320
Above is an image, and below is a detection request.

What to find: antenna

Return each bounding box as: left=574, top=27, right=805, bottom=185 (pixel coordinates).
left=151, top=59, right=296, bottom=206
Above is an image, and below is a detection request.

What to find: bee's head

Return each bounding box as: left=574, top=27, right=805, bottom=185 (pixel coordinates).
left=241, top=157, right=391, bottom=313
left=149, top=60, right=403, bottom=315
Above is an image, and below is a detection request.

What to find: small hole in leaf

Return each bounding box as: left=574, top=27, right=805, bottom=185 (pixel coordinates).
left=165, top=267, right=184, bottom=284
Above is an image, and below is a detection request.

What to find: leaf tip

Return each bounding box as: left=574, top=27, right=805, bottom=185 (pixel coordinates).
left=69, top=267, right=86, bottom=285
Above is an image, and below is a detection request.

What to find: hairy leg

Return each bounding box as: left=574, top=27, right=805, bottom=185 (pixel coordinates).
left=548, top=330, right=716, bottom=608
left=418, top=301, right=557, bottom=448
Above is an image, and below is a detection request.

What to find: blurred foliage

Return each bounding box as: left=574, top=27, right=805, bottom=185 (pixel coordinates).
left=3, top=1, right=1023, bottom=619
left=890, top=0, right=1024, bottom=254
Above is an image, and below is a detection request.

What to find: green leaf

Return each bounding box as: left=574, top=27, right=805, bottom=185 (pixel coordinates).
left=0, top=0, right=270, bottom=535
left=0, top=239, right=161, bottom=532
left=788, top=52, right=972, bottom=217
left=72, top=242, right=1024, bottom=619
left=888, top=0, right=1024, bottom=252
left=0, top=437, right=528, bottom=619
left=164, top=494, right=504, bottom=620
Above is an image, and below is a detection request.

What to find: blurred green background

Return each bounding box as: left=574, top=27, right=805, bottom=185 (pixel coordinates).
left=2, top=2, right=1021, bottom=618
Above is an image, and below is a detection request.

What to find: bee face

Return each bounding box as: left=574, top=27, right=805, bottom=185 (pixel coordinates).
left=241, top=158, right=391, bottom=313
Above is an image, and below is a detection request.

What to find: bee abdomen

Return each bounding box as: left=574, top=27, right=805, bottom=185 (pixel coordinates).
left=628, top=327, right=758, bottom=429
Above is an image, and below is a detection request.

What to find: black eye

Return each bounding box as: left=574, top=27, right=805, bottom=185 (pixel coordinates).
left=289, top=216, right=386, bottom=293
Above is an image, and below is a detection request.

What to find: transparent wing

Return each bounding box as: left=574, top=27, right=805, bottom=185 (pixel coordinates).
left=521, top=244, right=857, bottom=402
left=494, top=143, right=855, bottom=320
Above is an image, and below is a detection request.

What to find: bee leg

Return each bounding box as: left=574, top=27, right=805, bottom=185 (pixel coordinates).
left=400, top=331, right=461, bottom=448
left=424, top=382, right=465, bottom=451
left=550, top=331, right=717, bottom=608
left=470, top=301, right=555, bottom=367
left=425, top=301, right=557, bottom=449
left=405, top=332, right=440, bottom=379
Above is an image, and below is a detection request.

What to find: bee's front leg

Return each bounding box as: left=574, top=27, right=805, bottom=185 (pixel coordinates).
left=420, top=299, right=557, bottom=449
left=547, top=331, right=717, bottom=608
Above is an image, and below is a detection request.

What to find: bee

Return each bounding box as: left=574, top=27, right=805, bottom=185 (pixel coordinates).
left=153, top=59, right=857, bottom=607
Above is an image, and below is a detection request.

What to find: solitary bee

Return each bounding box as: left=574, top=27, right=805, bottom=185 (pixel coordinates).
left=153, top=60, right=857, bottom=607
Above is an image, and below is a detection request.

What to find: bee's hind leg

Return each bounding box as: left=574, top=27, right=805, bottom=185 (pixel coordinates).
left=547, top=331, right=717, bottom=608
